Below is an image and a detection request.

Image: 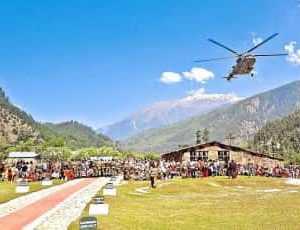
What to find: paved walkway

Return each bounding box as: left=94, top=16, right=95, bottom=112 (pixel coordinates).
left=0, top=178, right=96, bottom=230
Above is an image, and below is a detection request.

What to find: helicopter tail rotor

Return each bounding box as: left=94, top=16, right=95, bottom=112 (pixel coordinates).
left=223, top=74, right=235, bottom=81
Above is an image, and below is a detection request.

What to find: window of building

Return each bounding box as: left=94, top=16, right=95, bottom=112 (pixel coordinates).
left=197, top=151, right=208, bottom=161
left=218, top=151, right=230, bottom=161
left=190, top=151, right=196, bottom=161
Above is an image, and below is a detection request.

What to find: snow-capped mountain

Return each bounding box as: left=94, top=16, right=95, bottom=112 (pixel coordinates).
left=100, top=88, right=242, bottom=140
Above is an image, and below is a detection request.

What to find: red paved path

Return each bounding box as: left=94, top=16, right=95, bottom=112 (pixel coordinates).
left=0, top=178, right=95, bottom=230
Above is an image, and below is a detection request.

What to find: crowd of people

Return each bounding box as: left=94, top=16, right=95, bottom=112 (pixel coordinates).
left=0, top=159, right=122, bottom=183
left=0, top=158, right=298, bottom=186
left=153, top=160, right=291, bottom=180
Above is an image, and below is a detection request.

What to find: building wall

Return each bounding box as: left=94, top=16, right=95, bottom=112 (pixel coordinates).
left=199, top=146, right=219, bottom=159
left=231, top=151, right=246, bottom=164
left=163, top=145, right=283, bottom=168
left=182, top=152, right=190, bottom=162
left=6, top=157, right=38, bottom=164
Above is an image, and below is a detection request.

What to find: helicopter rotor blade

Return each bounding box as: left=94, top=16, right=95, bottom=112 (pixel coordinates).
left=194, top=56, right=235, bottom=63
left=208, top=39, right=239, bottom=55
left=254, top=53, right=287, bottom=57
left=245, top=33, right=279, bottom=53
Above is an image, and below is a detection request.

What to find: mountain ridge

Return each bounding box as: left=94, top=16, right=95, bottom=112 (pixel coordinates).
left=0, top=87, right=40, bottom=146
left=0, top=87, right=113, bottom=149
left=124, top=80, right=300, bottom=153
left=101, top=88, right=242, bottom=140
left=41, top=121, right=113, bottom=148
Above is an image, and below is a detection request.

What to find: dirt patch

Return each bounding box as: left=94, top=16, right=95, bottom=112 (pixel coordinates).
left=257, top=189, right=281, bottom=193
left=135, top=187, right=150, bottom=194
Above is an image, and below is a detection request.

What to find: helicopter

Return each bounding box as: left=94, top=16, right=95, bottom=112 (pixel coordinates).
left=195, top=33, right=287, bottom=81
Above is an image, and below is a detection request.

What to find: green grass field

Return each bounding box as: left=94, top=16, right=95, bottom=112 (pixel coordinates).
left=69, top=177, right=300, bottom=230
left=0, top=179, right=64, bottom=204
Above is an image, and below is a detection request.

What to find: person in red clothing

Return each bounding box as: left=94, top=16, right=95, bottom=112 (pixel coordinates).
left=64, top=169, right=70, bottom=181
left=7, top=167, right=13, bottom=183
left=202, top=162, right=209, bottom=177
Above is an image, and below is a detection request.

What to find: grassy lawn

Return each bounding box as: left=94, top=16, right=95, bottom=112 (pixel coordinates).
left=0, top=179, right=64, bottom=204
left=69, top=177, right=300, bottom=230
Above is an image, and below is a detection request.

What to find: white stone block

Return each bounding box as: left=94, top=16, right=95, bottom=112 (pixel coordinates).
left=42, top=180, right=53, bottom=186
left=111, top=180, right=120, bottom=187
left=16, top=185, right=29, bottom=193
left=110, top=176, right=123, bottom=187
left=89, top=203, right=109, bottom=216
left=286, top=178, right=300, bottom=185
left=117, top=176, right=123, bottom=184
left=103, top=188, right=117, bottom=196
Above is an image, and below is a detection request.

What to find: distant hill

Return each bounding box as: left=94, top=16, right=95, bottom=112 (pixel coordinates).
left=251, top=109, right=300, bottom=160
left=41, top=121, right=113, bottom=149
left=0, top=87, right=113, bottom=149
left=124, top=80, right=300, bottom=153
left=101, top=89, right=241, bottom=140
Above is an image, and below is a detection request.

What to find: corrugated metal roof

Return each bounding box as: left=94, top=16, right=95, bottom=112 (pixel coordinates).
left=8, top=152, right=39, bottom=158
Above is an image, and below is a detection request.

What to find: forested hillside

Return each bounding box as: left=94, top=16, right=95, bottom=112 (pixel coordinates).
left=251, top=110, right=300, bottom=161
left=0, top=88, right=40, bottom=146
left=0, top=87, right=113, bottom=150
left=41, top=121, right=113, bottom=149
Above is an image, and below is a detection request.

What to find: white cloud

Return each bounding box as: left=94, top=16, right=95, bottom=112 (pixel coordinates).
left=160, top=67, right=214, bottom=85
left=252, top=36, right=263, bottom=46
left=184, top=88, right=242, bottom=103
left=182, top=67, right=214, bottom=83
left=160, top=72, right=182, bottom=84
left=284, top=41, right=300, bottom=65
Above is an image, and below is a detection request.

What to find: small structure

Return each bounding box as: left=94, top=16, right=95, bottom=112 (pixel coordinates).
left=89, top=196, right=109, bottom=216
left=7, top=152, right=40, bottom=164
left=161, top=141, right=284, bottom=168
left=90, top=156, right=113, bottom=161
left=41, top=177, right=53, bottom=186
left=16, top=179, right=29, bottom=193
left=103, top=182, right=117, bottom=196
left=79, top=216, right=97, bottom=230
left=110, top=176, right=121, bottom=186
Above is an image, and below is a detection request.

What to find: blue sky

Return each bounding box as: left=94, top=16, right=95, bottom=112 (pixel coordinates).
left=0, top=0, right=299, bottom=128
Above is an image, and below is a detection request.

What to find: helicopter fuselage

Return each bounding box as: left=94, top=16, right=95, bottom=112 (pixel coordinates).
left=225, top=55, right=256, bottom=80
left=201, top=33, right=286, bottom=81
left=231, top=55, right=256, bottom=75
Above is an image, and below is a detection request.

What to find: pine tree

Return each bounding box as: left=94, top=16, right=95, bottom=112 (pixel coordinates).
left=202, top=128, right=210, bottom=143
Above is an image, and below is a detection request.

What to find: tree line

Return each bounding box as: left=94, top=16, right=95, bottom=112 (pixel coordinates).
left=0, top=137, right=160, bottom=161
left=249, top=109, right=300, bottom=163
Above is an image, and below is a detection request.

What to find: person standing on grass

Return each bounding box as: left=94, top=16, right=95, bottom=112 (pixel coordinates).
left=0, top=161, right=5, bottom=182
left=7, top=166, right=13, bottom=183
left=202, top=162, right=209, bottom=177
left=228, top=160, right=238, bottom=179
left=149, top=161, right=158, bottom=188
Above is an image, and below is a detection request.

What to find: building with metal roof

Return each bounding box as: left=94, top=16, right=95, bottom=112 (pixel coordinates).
left=161, top=141, right=283, bottom=168
left=7, top=152, right=40, bottom=163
